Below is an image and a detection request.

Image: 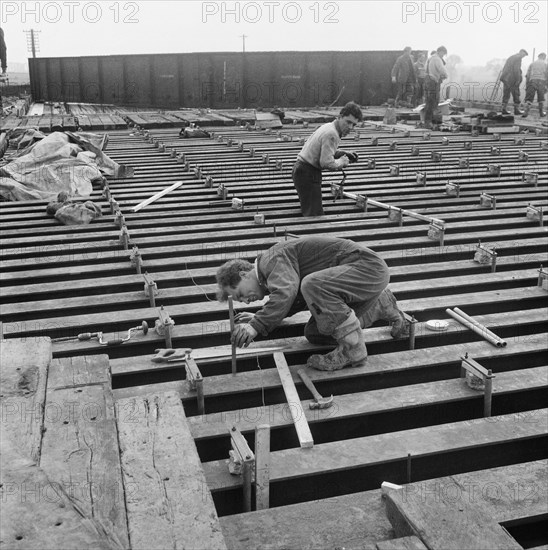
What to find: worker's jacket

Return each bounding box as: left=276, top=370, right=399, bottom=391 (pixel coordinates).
left=501, top=54, right=523, bottom=86
left=391, top=54, right=415, bottom=83
left=249, top=236, right=386, bottom=336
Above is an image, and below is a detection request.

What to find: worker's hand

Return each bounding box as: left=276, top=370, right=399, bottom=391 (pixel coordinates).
left=234, top=312, right=254, bottom=324
left=232, top=323, right=258, bottom=348
left=336, top=155, right=350, bottom=169
left=346, top=151, right=359, bottom=164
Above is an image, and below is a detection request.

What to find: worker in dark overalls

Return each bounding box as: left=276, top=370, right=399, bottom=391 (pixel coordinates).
left=216, top=236, right=409, bottom=372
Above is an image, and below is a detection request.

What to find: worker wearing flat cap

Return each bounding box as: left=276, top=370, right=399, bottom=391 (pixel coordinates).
left=292, top=101, right=363, bottom=217
left=216, top=236, right=409, bottom=371
left=500, top=49, right=529, bottom=115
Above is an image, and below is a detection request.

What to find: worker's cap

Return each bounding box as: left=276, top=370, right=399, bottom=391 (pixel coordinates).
left=403, top=46, right=412, bottom=53
left=519, top=49, right=529, bottom=56
left=437, top=46, right=448, bottom=55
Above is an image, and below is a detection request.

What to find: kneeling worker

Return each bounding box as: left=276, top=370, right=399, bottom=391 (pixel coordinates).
left=215, top=236, right=408, bottom=371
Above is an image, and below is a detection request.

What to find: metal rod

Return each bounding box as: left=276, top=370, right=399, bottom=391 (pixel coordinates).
left=409, top=316, right=416, bottom=350
left=407, top=452, right=412, bottom=483
left=453, top=307, right=506, bottom=347
left=242, top=459, right=253, bottom=512
left=196, top=378, right=205, bottom=415
left=228, top=295, right=237, bottom=376
left=446, top=309, right=505, bottom=347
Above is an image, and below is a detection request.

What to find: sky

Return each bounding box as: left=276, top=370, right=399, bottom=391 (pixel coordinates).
left=1, top=0, right=547, bottom=70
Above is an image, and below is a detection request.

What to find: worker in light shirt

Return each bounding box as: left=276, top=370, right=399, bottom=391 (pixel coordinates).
left=292, top=101, right=363, bottom=217
left=423, top=46, right=448, bottom=129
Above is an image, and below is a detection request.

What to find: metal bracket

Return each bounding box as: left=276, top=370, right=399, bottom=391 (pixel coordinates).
left=388, top=206, right=403, bottom=225
left=183, top=349, right=204, bottom=415
left=486, top=164, right=501, bottom=177
left=114, top=210, right=126, bottom=229
left=422, top=132, right=431, bottom=141
left=262, top=153, right=270, bottom=164
left=155, top=306, right=175, bottom=348
left=474, top=241, right=497, bottom=272
left=446, top=181, right=460, bottom=197
left=143, top=272, right=159, bottom=307
left=232, top=197, right=245, bottom=211
left=522, top=172, right=538, bottom=186
left=416, top=172, right=426, bottom=186
left=518, top=150, right=529, bottom=162
left=254, top=208, right=265, bottom=225
left=194, top=166, right=203, bottom=179
left=410, top=145, right=419, bottom=156
left=389, top=165, right=400, bottom=176
left=228, top=426, right=255, bottom=513
left=427, top=221, right=445, bottom=247
left=389, top=141, right=397, bottom=151
left=204, top=175, right=213, bottom=188
left=490, top=146, right=501, bottom=156
left=109, top=198, right=120, bottom=215
left=493, top=133, right=501, bottom=141
left=170, top=148, right=177, bottom=158
left=540, top=141, right=548, bottom=150
left=442, top=137, right=450, bottom=145
left=248, top=147, right=255, bottom=157
left=365, top=158, right=376, bottom=169
left=275, top=159, right=284, bottom=171
left=538, top=265, right=548, bottom=291
left=217, top=183, right=228, bottom=200
left=526, top=204, right=543, bottom=226
left=102, top=181, right=111, bottom=201
left=463, top=140, right=472, bottom=150
left=403, top=312, right=417, bottom=350
left=356, top=194, right=368, bottom=212
left=460, top=354, right=494, bottom=417
left=119, top=226, right=130, bottom=250
left=514, top=136, right=525, bottom=145
left=130, top=246, right=143, bottom=274
left=431, top=151, right=442, bottom=162
left=458, top=157, right=470, bottom=168
left=371, top=137, right=378, bottom=146
left=480, top=192, right=497, bottom=209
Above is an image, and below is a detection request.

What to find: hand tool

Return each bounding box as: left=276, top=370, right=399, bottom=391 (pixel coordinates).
left=297, top=369, right=334, bottom=409
left=53, top=321, right=148, bottom=345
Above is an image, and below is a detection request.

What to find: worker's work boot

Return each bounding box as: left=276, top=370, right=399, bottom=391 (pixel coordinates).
left=501, top=103, right=510, bottom=115
left=539, top=102, right=546, bottom=117
left=522, top=102, right=531, bottom=118
left=307, top=311, right=367, bottom=371
left=360, top=288, right=410, bottom=339
left=514, top=105, right=524, bottom=115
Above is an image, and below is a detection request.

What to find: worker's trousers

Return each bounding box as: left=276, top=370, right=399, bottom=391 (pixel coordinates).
left=300, top=249, right=390, bottom=335
left=292, top=159, right=324, bottom=216
left=525, top=79, right=546, bottom=103
left=424, top=76, right=440, bottom=126
left=502, top=82, right=521, bottom=105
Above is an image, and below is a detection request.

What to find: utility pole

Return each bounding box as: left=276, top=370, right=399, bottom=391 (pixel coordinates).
left=24, top=29, right=40, bottom=57
left=240, top=34, right=247, bottom=54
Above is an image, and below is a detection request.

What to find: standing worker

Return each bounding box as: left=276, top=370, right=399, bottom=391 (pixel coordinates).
left=215, top=236, right=409, bottom=372
left=292, top=102, right=362, bottom=217
left=391, top=47, right=416, bottom=107
left=500, top=49, right=528, bottom=115
left=423, top=46, right=448, bottom=129
left=523, top=52, right=547, bottom=117
left=413, top=53, right=426, bottom=106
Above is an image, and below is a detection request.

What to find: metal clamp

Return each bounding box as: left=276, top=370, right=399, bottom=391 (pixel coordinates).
left=388, top=206, right=403, bottom=225
left=458, top=157, right=470, bottom=168
left=427, top=221, right=446, bottom=247
left=431, top=151, right=442, bottom=162
left=538, top=265, right=548, bottom=291
left=356, top=194, right=368, bottom=212
left=365, top=158, right=376, bottom=169
left=522, top=172, right=538, bottom=186
left=446, top=181, right=460, bottom=197
left=232, top=197, right=245, bottom=211
left=389, top=165, right=400, bottom=176
left=119, top=226, right=130, bottom=250
left=228, top=426, right=255, bottom=513
left=490, top=146, right=501, bottom=156
left=460, top=353, right=494, bottom=417
left=416, top=172, right=426, bottom=186
left=526, top=204, right=543, bottom=226
left=143, top=272, right=159, bottom=306
left=130, top=246, right=143, bottom=274
left=217, top=183, right=228, bottom=200
left=518, top=150, right=529, bottom=162
left=155, top=306, right=175, bottom=348
left=480, top=192, right=497, bottom=209
left=474, top=241, right=497, bottom=272
left=486, top=164, right=501, bottom=177
left=204, top=175, right=213, bottom=188
left=410, top=145, right=419, bottom=156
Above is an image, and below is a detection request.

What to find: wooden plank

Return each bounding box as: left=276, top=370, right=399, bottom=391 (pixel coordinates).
left=274, top=352, right=313, bottom=448
left=201, top=409, right=548, bottom=491
left=376, top=536, right=428, bottom=550
left=220, top=461, right=547, bottom=550
left=131, top=180, right=184, bottom=212
left=383, top=487, right=522, bottom=549
left=0, top=338, right=51, bottom=462
left=39, top=355, right=130, bottom=549
left=255, top=424, right=270, bottom=510
left=0, top=438, right=119, bottom=550
left=116, top=391, right=227, bottom=550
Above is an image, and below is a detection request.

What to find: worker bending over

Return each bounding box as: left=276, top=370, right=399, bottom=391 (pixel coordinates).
left=216, top=236, right=408, bottom=371
left=292, top=102, right=362, bottom=217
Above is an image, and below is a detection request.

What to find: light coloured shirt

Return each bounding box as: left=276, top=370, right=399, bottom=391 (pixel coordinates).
left=527, top=59, right=548, bottom=82
left=297, top=121, right=346, bottom=171
left=426, top=54, right=448, bottom=83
